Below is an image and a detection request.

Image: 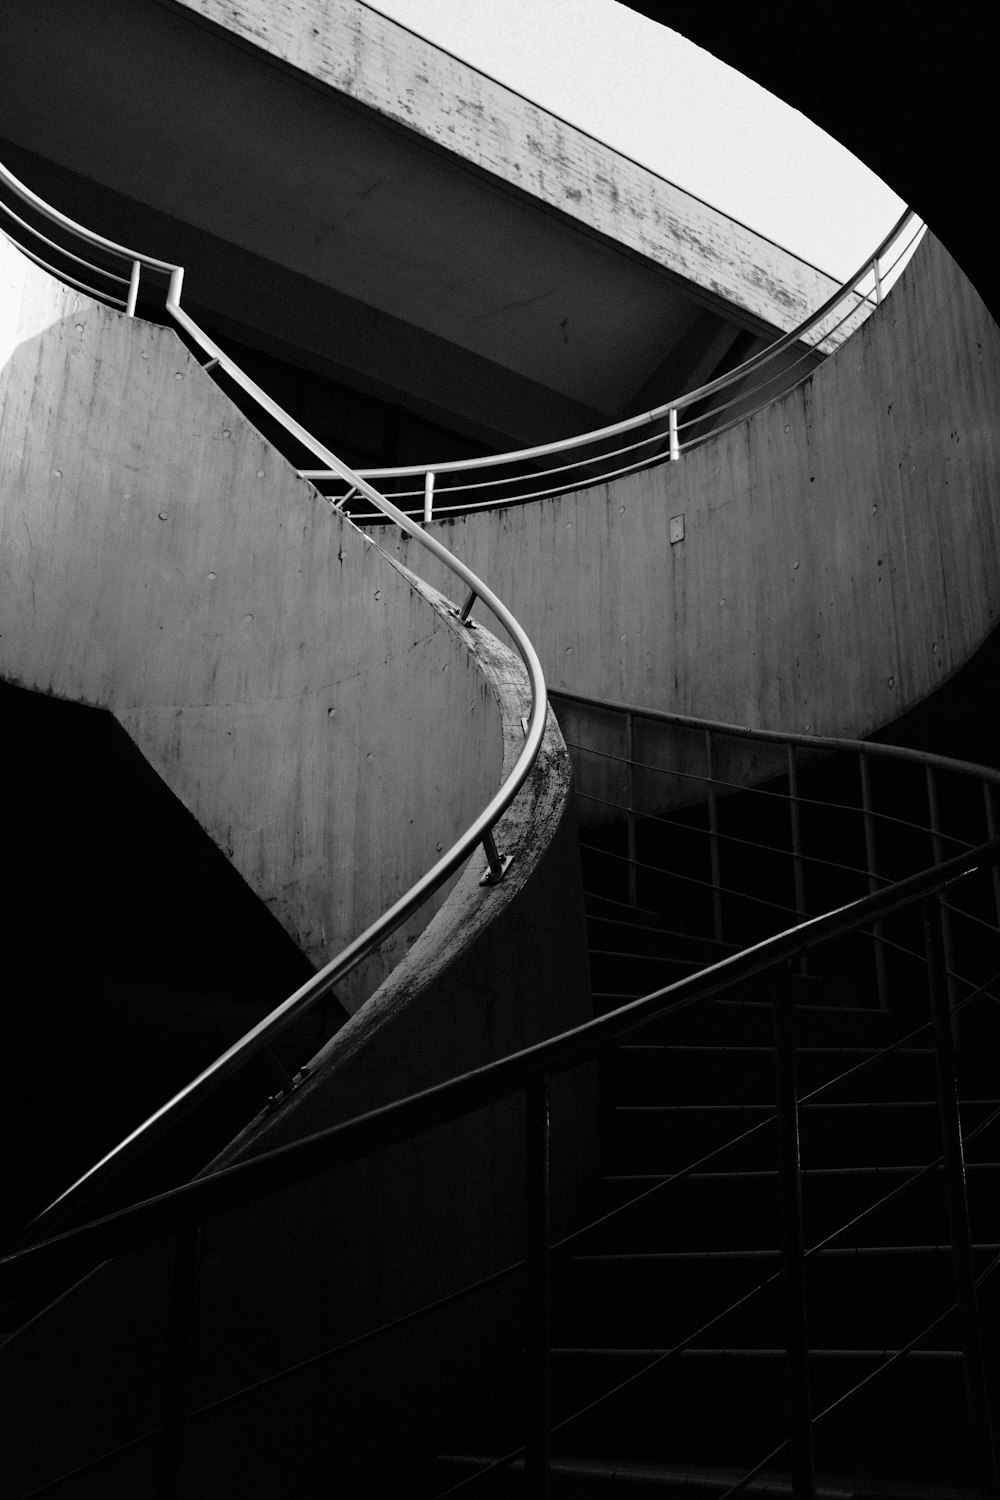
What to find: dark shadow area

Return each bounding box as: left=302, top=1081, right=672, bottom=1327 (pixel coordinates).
left=0, top=679, right=347, bottom=1242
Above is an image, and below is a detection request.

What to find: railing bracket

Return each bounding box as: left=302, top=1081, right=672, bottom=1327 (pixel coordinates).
left=453, top=588, right=478, bottom=626
left=480, top=827, right=513, bottom=886
left=480, top=853, right=513, bottom=887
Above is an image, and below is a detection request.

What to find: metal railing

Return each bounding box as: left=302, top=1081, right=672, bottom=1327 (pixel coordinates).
left=552, top=687, right=1000, bottom=969
left=300, top=210, right=924, bottom=519
left=0, top=158, right=548, bottom=1239
left=4, top=746, right=1000, bottom=1497
left=546, top=689, right=1000, bottom=1498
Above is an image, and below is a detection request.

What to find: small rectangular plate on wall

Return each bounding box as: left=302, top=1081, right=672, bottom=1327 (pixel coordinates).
left=669, top=514, right=685, bottom=544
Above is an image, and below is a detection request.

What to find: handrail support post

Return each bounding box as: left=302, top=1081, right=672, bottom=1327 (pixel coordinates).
left=705, top=730, right=723, bottom=943
left=156, top=1218, right=201, bottom=1499
left=772, top=963, right=816, bottom=1500
left=423, top=470, right=435, bottom=525
left=924, top=898, right=1000, bottom=1495
left=668, top=406, right=680, bottom=461
left=480, top=826, right=513, bottom=886
left=859, top=753, right=890, bottom=1010
left=524, top=1076, right=551, bottom=1498
left=787, top=744, right=808, bottom=975
left=626, top=712, right=637, bottom=909
left=457, top=588, right=477, bottom=625
left=126, top=259, right=141, bottom=318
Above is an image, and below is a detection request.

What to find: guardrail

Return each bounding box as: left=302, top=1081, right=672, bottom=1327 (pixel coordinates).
left=0, top=158, right=549, bottom=1240
left=299, top=209, right=923, bottom=519
left=4, top=788, right=999, bottom=1498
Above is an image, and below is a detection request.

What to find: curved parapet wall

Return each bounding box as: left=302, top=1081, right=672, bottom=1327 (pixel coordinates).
left=0, top=239, right=502, bottom=1014
left=381, top=231, right=1000, bottom=746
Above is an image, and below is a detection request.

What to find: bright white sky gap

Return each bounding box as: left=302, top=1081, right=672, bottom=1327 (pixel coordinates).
left=369, top=0, right=906, bottom=282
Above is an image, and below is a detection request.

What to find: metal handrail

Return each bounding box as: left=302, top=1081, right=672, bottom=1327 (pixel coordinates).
left=6, top=699, right=1000, bottom=1499
left=302, top=209, right=923, bottom=514
left=0, top=157, right=548, bottom=1239
left=3, top=830, right=996, bottom=1291
left=551, top=686, right=1000, bottom=788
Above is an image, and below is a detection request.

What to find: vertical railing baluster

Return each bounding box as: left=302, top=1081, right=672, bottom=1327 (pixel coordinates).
left=626, top=711, right=637, bottom=909
left=926, top=766, right=959, bottom=1021
left=859, top=753, right=889, bottom=1010
left=924, top=899, right=1000, bottom=1495
left=873, top=256, right=884, bottom=305
left=423, top=470, right=435, bottom=525
left=772, top=964, right=816, bottom=1500
left=668, top=407, right=679, bottom=461
left=157, top=1218, right=202, bottom=1500
left=126, top=259, right=140, bottom=317
left=984, top=783, right=1000, bottom=932
left=787, top=744, right=808, bottom=975
left=704, top=731, right=723, bottom=943
left=525, top=1076, right=551, bottom=1498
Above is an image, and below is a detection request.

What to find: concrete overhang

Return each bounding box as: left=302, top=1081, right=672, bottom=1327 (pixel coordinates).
left=0, top=0, right=837, bottom=448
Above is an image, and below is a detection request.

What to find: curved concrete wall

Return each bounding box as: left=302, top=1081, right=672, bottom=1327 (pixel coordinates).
left=0, top=240, right=503, bottom=1012
left=384, top=232, right=1000, bottom=745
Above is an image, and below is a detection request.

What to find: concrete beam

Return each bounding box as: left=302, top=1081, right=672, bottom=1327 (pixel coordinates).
left=174, top=0, right=842, bottom=337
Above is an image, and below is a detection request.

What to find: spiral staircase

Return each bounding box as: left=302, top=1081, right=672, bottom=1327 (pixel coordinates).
left=1, top=114, right=1000, bottom=1500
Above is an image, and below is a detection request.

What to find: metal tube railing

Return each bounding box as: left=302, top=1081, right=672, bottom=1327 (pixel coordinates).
left=300, top=211, right=922, bottom=511
left=6, top=832, right=998, bottom=1288
left=0, top=157, right=549, bottom=1243
left=5, top=831, right=1000, bottom=1499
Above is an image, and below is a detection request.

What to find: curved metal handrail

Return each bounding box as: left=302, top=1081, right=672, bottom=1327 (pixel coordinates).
left=301, top=209, right=923, bottom=517
left=5, top=701, right=1000, bottom=1500
left=5, top=826, right=997, bottom=1285
left=0, top=158, right=549, bottom=1239
left=551, top=686, right=1000, bottom=790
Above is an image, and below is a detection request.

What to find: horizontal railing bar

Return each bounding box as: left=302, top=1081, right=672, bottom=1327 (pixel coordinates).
left=0, top=198, right=131, bottom=283
left=573, top=787, right=896, bottom=885
left=318, top=211, right=916, bottom=483
left=6, top=832, right=997, bottom=1293
left=579, top=838, right=811, bottom=919
left=552, top=688, right=1000, bottom=788
left=1, top=232, right=129, bottom=307
left=0, top=161, right=175, bottom=272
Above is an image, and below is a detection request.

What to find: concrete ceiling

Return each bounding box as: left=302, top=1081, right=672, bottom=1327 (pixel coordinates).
left=0, top=0, right=832, bottom=448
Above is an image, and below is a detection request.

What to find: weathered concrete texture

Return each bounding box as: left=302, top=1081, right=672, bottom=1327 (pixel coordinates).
left=0, top=239, right=502, bottom=1012
left=0, top=628, right=594, bottom=1500
left=382, top=233, right=1000, bottom=766
left=174, top=0, right=842, bottom=338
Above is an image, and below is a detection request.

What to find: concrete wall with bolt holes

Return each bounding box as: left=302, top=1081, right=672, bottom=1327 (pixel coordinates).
left=0, top=237, right=504, bottom=1014
left=382, top=231, right=1000, bottom=807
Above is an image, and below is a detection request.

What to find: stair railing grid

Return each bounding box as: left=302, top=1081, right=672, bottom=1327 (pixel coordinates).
left=0, top=157, right=549, bottom=1240
left=4, top=779, right=1000, bottom=1497
left=298, top=211, right=924, bottom=518
left=548, top=687, right=1000, bottom=1498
